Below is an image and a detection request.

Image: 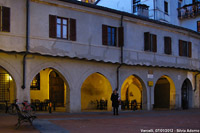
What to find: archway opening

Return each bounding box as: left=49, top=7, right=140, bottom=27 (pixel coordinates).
left=181, top=79, right=193, bottom=109
left=0, top=66, right=16, bottom=111
left=121, top=75, right=147, bottom=110
left=154, top=75, right=176, bottom=109
left=81, top=73, right=112, bottom=111
left=30, top=68, right=70, bottom=112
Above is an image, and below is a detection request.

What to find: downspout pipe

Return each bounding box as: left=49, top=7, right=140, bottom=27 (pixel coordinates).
left=22, top=0, right=30, bottom=89
left=153, top=0, right=156, bottom=20
left=194, top=72, right=200, bottom=91
left=116, top=15, right=124, bottom=91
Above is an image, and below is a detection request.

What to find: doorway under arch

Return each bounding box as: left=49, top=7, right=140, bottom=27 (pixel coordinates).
left=154, top=75, right=176, bottom=109
left=0, top=66, right=16, bottom=110
left=30, top=68, right=70, bottom=112
left=121, top=75, right=147, bottom=110
left=181, top=79, right=193, bottom=109
left=81, top=73, right=112, bottom=111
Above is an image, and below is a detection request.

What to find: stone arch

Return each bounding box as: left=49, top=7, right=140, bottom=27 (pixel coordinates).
left=120, top=74, right=147, bottom=110
left=154, top=75, right=176, bottom=109
left=81, top=72, right=113, bottom=111
left=27, top=62, right=73, bottom=90
left=77, top=68, right=115, bottom=92
left=28, top=63, right=71, bottom=112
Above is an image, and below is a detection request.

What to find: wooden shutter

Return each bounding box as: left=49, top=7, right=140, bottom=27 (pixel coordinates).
left=49, top=15, right=57, bottom=38
left=144, top=32, right=150, bottom=51
left=102, top=25, right=108, bottom=45
left=118, top=27, right=124, bottom=47
left=164, top=37, right=171, bottom=54
left=0, top=7, right=1, bottom=31
left=70, top=18, right=76, bottom=41
left=188, top=42, right=192, bottom=58
left=179, top=40, right=183, bottom=56
left=2, top=6, right=10, bottom=32
left=152, top=34, right=157, bottom=52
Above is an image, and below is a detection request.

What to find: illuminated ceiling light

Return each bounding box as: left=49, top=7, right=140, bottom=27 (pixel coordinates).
left=9, top=76, right=12, bottom=80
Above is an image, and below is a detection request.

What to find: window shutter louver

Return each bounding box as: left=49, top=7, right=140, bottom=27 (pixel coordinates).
left=164, top=37, right=172, bottom=55
left=70, top=18, right=76, bottom=41
left=102, top=25, right=108, bottom=45
left=164, top=37, right=168, bottom=54
left=49, top=15, right=57, bottom=38
left=118, top=27, right=124, bottom=47
left=168, top=37, right=172, bottom=55
left=152, top=34, right=157, bottom=52
left=179, top=40, right=183, bottom=56
left=144, top=32, right=150, bottom=51
left=2, top=6, right=10, bottom=32
left=188, top=42, right=192, bottom=58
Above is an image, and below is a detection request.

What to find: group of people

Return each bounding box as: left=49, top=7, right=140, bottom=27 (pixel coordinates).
left=110, top=89, right=137, bottom=115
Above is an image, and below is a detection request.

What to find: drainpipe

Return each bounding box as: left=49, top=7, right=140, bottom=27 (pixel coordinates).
left=22, top=0, right=30, bottom=89
left=116, top=15, right=124, bottom=91
left=153, top=0, right=156, bottom=20
left=194, top=72, right=200, bottom=91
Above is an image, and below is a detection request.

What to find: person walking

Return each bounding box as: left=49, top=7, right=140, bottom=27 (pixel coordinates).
left=111, top=89, right=119, bottom=115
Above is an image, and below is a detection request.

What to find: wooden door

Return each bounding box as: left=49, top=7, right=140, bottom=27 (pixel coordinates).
left=49, top=71, right=64, bottom=107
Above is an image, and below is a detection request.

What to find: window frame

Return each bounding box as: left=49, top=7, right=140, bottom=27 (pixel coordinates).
left=164, top=1, right=169, bottom=14
left=107, top=26, right=117, bottom=46
left=164, top=36, right=172, bottom=55
left=144, top=32, right=157, bottom=53
left=102, top=25, right=124, bottom=47
left=30, top=73, right=40, bottom=90
left=56, top=17, right=68, bottom=39
left=0, top=6, right=10, bottom=32
left=179, top=40, right=192, bottom=58
left=49, top=15, right=76, bottom=41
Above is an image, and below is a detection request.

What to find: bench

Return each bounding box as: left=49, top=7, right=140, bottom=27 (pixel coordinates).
left=15, top=104, right=37, bottom=129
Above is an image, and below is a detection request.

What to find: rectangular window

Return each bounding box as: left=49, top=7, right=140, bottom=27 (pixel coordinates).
left=49, top=15, right=76, bottom=41
left=30, top=74, right=40, bottom=90
left=164, top=1, right=168, bottom=14
left=164, top=37, right=172, bottom=55
left=144, top=32, right=157, bottom=52
left=0, top=6, right=10, bottom=32
left=102, top=25, right=124, bottom=47
left=179, top=40, right=192, bottom=57
left=197, top=21, right=200, bottom=32
left=56, top=17, right=68, bottom=39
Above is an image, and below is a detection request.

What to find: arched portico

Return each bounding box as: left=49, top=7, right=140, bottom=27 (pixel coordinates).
left=29, top=68, right=70, bottom=112
left=0, top=66, right=16, bottom=104
left=154, top=75, right=176, bottom=109
left=181, top=78, right=193, bottom=109
left=81, top=72, right=112, bottom=111
left=120, top=75, right=147, bottom=110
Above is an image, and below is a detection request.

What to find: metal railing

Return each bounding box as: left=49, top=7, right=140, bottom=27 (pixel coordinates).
left=178, top=2, right=200, bottom=19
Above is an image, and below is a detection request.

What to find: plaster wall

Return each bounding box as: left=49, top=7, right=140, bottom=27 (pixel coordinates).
left=0, top=0, right=26, bottom=52
left=28, top=0, right=200, bottom=71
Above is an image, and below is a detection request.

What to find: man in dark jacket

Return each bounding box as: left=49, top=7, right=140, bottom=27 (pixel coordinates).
left=111, top=89, right=119, bottom=115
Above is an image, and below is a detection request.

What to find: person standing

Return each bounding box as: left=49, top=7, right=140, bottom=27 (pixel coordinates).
left=111, top=89, right=119, bottom=115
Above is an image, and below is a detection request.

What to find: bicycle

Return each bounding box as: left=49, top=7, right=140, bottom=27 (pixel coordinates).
left=21, top=101, right=36, bottom=114
left=7, top=99, right=18, bottom=115
left=7, top=99, right=36, bottom=115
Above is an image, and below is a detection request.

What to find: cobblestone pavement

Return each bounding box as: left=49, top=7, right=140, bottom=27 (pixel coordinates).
left=0, top=109, right=200, bottom=133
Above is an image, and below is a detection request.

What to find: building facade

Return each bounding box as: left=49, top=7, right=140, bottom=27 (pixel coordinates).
left=97, top=0, right=200, bottom=32
left=0, top=0, right=200, bottom=113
